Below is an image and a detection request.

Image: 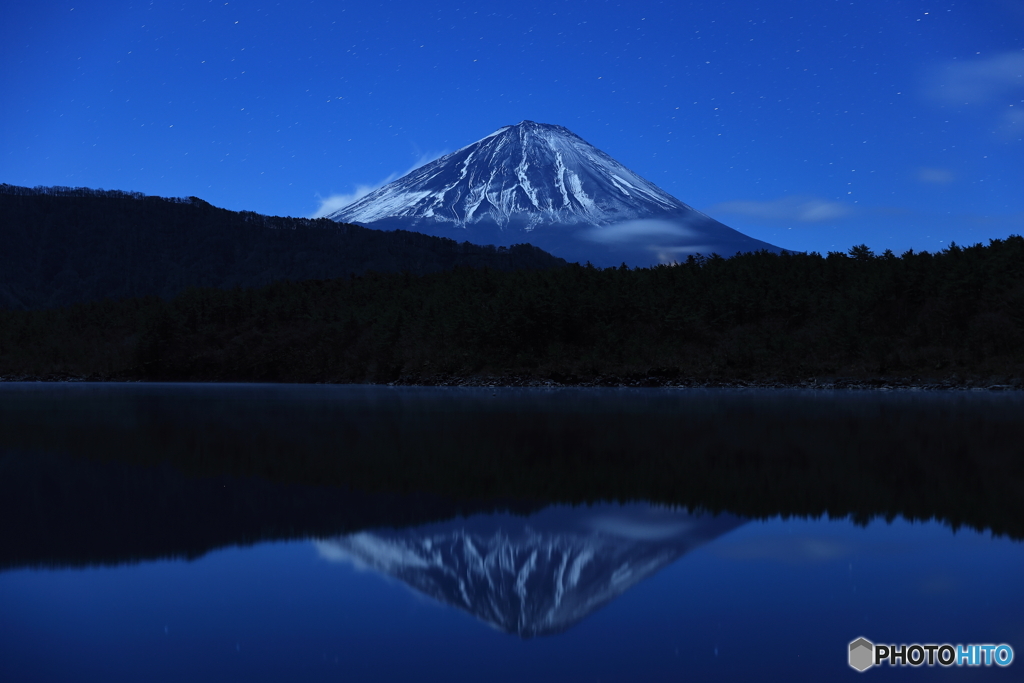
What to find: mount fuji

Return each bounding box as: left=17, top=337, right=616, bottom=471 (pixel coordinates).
left=316, top=504, right=744, bottom=638
left=328, top=121, right=786, bottom=268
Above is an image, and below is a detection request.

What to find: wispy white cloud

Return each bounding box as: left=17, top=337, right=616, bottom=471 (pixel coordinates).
left=314, top=539, right=368, bottom=569
left=709, top=196, right=854, bottom=224
left=917, top=167, right=955, bottom=185
left=997, top=107, right=1024, bottom=141
left=926, top=50, right=1024, bottom=142
left=928, top=51, right=1024, bottom=105
left=708, top=535, right=853, bottom=564
left=580, top=218, right=697, bottom=244
left=312, top=150, right=448, bottom=218
left=577, top=219, right=719, bottom=263
left=312, top=182, right=387, bottom=218
left=651, top=245, right=719, bottom=263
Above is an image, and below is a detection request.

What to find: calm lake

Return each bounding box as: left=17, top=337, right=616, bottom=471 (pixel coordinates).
left=1, top=383, right=1022, bottom=681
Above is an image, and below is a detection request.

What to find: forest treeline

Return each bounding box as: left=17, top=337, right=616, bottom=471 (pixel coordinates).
left=1, top=228, right=1022, bottom=383
left=0, top=184, right=564, bottom=309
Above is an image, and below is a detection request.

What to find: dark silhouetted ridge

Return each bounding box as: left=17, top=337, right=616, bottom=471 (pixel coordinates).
left=0, top=184, right=565, bottom=310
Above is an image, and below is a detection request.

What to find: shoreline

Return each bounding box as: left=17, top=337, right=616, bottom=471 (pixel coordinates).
left=2, top=372, right=1020, bottom=391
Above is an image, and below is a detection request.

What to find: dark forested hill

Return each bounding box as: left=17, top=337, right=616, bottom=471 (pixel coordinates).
left=2, top=235, right=1022, bottom=384
left=0, top=184, right=565, bottom=309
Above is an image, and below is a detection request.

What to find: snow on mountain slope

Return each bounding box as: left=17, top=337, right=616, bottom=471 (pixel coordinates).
left=317, top=505, right=744, bottom=638
left=331, top=121, right=696, bottom=228
left=327, top=121, right=786, bottom=267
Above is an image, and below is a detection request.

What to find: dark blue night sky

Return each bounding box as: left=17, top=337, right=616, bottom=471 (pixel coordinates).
left=2, top=0, right=1021, bottom=255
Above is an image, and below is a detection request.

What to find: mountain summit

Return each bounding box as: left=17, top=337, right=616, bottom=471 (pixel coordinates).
left=328, top=121, right=785, bottom=267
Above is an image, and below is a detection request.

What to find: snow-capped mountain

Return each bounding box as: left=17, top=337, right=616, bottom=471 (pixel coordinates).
left=317, top=504, right=744, bottom=638
left=328, top=121, right=784, bottom=267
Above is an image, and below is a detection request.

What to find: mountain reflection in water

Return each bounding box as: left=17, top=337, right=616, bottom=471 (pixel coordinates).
left=2, top=383, right=1023, bottom=682
left=316, top=505, right=743, bottom=637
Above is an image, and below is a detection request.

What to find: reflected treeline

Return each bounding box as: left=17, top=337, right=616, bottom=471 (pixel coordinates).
left=0, top=448, right=542, bottom=571
left=1, top=384, right=1022, bottom=570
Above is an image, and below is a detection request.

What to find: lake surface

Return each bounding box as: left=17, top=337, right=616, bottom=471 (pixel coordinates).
left=1, top=383, right=1022, bottom=681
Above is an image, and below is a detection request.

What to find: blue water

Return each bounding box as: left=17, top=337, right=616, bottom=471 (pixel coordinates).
left=1, top=382, right=1022, bottom=681
left=2, top=511, right=1021, bottom=682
